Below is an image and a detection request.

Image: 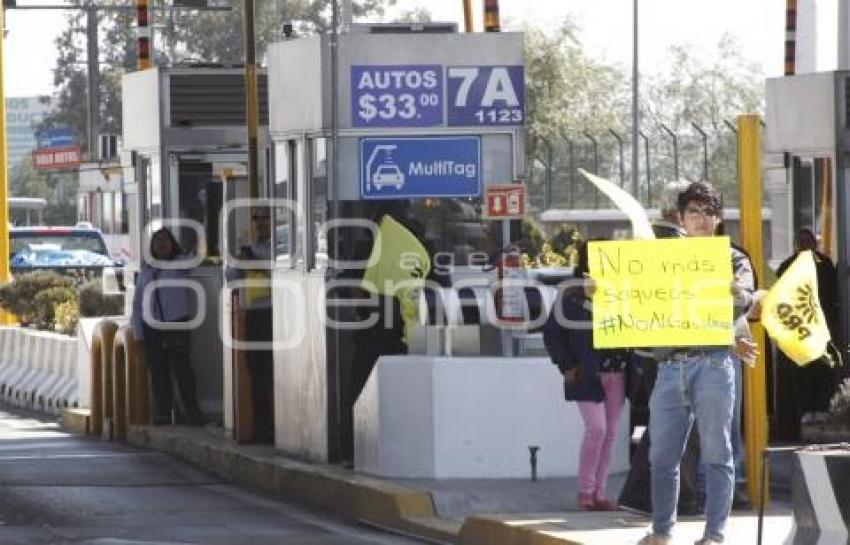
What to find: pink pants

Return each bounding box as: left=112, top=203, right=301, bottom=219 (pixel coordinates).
left=576, top=372, right=626, bottom=498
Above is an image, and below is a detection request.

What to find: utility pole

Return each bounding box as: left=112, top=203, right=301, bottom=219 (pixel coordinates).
left=86, top=7, right=100, bottom=158
left=242, top=0, right=259, bottom=200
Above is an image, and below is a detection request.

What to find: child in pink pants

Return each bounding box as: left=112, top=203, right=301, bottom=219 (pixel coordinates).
left=543, top=241, right=629, bottom=511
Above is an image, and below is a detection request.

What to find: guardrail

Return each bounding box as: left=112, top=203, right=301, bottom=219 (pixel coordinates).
left=0, top=326, right=79, bottom=412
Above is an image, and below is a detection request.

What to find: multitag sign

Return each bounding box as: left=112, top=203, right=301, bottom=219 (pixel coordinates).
left=588, top=237, right=734, bottom=348
left=352, top=65, right=443, bottom=128
left=359, top=136, right=481, bottom=200
left=350, top=64, right=524, bottom=128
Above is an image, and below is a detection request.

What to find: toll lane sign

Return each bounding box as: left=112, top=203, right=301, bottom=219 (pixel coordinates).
left=352, top=65, right=443, bottom=127
left=360, top=136, right=481, bottom=199
left=447, top=65, right=524, bottom=126
left=485, top=184, right=526, bottom=219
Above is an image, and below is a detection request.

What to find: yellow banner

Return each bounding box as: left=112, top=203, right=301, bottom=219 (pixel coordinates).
left=588, top=237, right=734, bottom=348
left=761, top=251, right=831, bottom=366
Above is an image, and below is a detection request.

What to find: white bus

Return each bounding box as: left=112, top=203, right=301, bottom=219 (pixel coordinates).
left=9, top=196, right=47, bottom=226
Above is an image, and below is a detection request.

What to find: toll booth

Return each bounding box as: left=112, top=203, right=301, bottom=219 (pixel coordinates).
left=121, top=67, right=270, bottom=424
left=267, top=25, right=525, bottom=462
left=765, top=71, right=848, bottom=438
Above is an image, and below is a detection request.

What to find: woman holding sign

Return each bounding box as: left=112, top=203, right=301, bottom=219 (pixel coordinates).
left=543, top=241, right=630, bottom=511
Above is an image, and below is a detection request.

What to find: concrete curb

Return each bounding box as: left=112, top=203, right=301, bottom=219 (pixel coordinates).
left=458, top=515, right=583, bottom=545
left=61, top=407, right=91, bottom=435
left=126, top=425, right=459, bottom=544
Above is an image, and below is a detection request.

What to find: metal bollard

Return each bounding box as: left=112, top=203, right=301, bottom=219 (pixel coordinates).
left=92, top=320, right=119, bottom=436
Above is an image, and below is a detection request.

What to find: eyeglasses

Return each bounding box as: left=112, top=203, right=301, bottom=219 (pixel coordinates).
left=684, top=206, right=718, bottom=219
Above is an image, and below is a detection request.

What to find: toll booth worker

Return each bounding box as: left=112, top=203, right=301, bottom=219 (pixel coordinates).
left=543, top=240, right=628, bottom=512
left=775, top=228, right=839, bottom=427
left=637, top=181, right=754, bottom=545
left=228, top=206, right=274, bottom=443
left=131, top=227, right=203, bottom=426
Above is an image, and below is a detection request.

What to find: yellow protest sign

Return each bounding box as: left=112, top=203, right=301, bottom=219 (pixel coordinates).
left=588, top=237, right=734, bottom=348
left=761, top=251, right=830, bottom=366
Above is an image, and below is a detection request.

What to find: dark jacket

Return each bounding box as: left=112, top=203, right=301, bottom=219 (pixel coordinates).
left=543, top=288, right=630, bottom=402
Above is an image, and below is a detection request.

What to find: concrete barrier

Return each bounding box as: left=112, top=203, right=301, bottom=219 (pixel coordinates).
left=786, top=445, right=850, bottom=545
left=0, top=326, right=77, bottom=413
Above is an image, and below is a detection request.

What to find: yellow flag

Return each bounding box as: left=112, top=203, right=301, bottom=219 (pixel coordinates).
left=362, top=216, right=431, bottom=342
left=362, top=215, right=431, bottom=295
left=761, top=251, right=831, bottom=366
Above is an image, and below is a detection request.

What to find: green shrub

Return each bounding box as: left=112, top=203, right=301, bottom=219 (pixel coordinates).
left=0, top=272, right=74, bottom=325
left=77, top=280, right=124, bottom=317
left=32, top=287, right=77, bottom=330
left=54, top=299, right=80, bottom=335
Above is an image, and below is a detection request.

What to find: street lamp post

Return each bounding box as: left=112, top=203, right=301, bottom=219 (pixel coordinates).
left=631, top=0, right=640, bottom=198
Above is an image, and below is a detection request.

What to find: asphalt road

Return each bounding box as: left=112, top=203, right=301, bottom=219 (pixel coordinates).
left=0, top=406, right=424, bottom=545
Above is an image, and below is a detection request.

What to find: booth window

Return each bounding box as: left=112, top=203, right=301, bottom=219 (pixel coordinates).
left=309, top=137, right=328, bottom=270
left=141, top=155, right=162, bottom=230
left=273, top=140, right=297, bottom=262
left=102, top=191, right=113, bottom=234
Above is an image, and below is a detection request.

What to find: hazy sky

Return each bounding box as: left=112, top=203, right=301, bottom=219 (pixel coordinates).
left=0, top=0, right=807, bottom=98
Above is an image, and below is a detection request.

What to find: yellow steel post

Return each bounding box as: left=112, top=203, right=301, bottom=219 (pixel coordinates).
left=137, top=0, right=151, bottom=70
left=483, top=0, right=500, bottom=32
left=0, top=6, right=14, bottom=325
left=463, top=0, right=473, bottom=32
left=737, top=114, right=769, bottom=509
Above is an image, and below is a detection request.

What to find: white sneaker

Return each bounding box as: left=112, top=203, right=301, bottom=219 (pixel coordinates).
left=636, top=534, right=672, bottom=545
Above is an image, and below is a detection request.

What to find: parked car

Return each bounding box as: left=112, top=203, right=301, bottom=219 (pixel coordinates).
left=9, top=225, right=124, bottom=278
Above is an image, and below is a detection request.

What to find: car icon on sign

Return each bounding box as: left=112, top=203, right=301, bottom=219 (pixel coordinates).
left=372, top=163, right=405, bottom=190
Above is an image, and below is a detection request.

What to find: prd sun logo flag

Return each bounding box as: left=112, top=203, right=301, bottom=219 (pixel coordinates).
left=761, top=251, right=832, bottom=366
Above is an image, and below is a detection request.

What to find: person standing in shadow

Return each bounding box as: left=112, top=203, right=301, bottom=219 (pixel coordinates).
left=131, top=227, right=203, bottom=426
left=776, top=228, right=839, bottom=429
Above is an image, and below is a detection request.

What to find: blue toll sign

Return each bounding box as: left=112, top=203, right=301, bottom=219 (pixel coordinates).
left=351, top=65, right=444, bottom=128
left=446, top=65, right=524, bottom=127
left=360, top=136, right=481, bottom=200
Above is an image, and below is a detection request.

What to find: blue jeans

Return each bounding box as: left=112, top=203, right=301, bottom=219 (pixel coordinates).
left=649, top=350, right=735, bottom=542
left=696, top=355, right=745, bottom=506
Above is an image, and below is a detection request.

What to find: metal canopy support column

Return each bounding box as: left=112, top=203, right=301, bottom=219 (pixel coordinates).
left=0, top=5, right=11, bottom=324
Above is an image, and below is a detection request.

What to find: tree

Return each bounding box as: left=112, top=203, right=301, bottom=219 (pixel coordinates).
left=9, top=157, right=77, bottom=226
left=522, top=22, right=630, bottom=213
left=522, top=23, right=763, bottom=213
left=642, top=34, right=764, bottom=205
left=40, top=0, right=396, bottom=156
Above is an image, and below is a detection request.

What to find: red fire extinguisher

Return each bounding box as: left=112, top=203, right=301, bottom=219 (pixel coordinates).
left=495, top=245, right=524, bottom=323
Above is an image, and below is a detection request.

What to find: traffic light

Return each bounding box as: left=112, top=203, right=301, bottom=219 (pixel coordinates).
left=483, top=0, right=500, bottom=32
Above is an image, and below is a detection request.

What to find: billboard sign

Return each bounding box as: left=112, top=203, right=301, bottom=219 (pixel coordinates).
left=359, top=136, right=481, bottom=199
left=33, top=146, right=81, bottom=170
